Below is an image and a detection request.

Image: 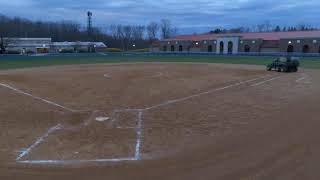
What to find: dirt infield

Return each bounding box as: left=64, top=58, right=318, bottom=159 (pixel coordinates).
left=1, top=63, right=320, bottom=179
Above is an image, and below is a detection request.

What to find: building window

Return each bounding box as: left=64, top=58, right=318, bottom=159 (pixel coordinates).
left=219, top=41, right=224, bottom=54
left=240, top=40, right=243, bottom=44
left=313, top=40, right=317, bottom=43
left=228, top=41, right=233, bottom=54
left=297, top=40, right=301, bottom=43
left=252, top=40, right=256, bottom=44
left=163, top=46, right=167, bottom=52
left=287, top=45, right=294, bottom=53
left=171, top=45, right=175, bottom=52
left=244, top=45, right=250, bottom=52
left=176, top=41, right=178, bottom=44
left=214, top=41, right=217, bottom=44
left=208, top=45, right=213, bottom=52
left=179, top=45, right=183, bottom=52
left=168, top=42, right=170, bottom=44
left=303, top=45, right=310, bottom=53
left=203, top=41, right=207, bottom=44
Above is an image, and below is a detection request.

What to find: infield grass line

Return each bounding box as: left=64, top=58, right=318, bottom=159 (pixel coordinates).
left=0, top=83, right=78, bottom=112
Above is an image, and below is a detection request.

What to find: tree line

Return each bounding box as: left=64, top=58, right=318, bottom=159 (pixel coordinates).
left=0, top=14, right=178, bottom=52
left=209, top=22, right=319, bottom=34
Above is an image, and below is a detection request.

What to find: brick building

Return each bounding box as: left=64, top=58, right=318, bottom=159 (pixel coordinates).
left=153, top=31, right=320, bottom=54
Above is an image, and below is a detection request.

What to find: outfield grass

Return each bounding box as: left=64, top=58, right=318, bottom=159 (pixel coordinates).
left=0, top=55, right=319, bottom=70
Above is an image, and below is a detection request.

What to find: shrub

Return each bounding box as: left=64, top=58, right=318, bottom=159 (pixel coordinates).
left=78, top=49, right=88, bottom=53
left=129, top=48, right=149, bottom=53
left=6, top=50, right=20, bottom=54
left=26, top=50, right=35, bottom=54
left=106, top=48, right=123, bottom=52
left=59, top=49, right=74, bottom=53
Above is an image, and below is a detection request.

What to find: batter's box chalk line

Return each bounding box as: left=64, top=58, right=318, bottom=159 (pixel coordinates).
left=14, top=74, right=279, bottom=165
left=16, top=109, right=145, bottom=165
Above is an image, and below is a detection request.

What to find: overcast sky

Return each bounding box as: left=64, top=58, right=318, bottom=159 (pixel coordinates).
left=1, top=0, right=320, bottom=34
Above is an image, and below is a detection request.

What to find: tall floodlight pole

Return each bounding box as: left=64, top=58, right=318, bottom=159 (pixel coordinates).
left=87, top=11, right=93, bottom=41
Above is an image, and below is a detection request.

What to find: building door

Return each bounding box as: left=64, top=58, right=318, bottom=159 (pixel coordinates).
left=228, top=41, right=233, bottom=54
left=163, top=46, right=167, bottom=52
left=302, top=45, right=309, bottom=53
left=287, top=45, right=294, bottom=53
left=219, top=42, right=224, bottom=54
left=179, top=45, right=183, bottom=52
left=244, top=45, right=250, bottom=52
left=171, top=45, right=175, bottom=52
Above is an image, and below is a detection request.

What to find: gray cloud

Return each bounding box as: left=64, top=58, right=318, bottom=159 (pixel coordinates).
left=1, top=0, right=320, bottom=34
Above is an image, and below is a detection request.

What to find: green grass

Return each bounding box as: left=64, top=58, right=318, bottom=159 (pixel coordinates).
left=0, top=55, right=320, bottom=70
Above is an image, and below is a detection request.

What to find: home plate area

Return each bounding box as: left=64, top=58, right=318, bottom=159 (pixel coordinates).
left=17, top=110, right=141, bottom=164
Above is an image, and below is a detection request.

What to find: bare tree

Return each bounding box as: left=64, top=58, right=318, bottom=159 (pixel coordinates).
left=170, top=27, right=178, bottom=38
left=109, top=24, right=118, bottom=39
left=147, top=22, right=159, bottom=41
left=122, top=25, right=133, bottom=50
left=160, top=19, right=172, bottom=39
left=0, top=36, right=8, bottom=54
left=132, top=25, right=145, bottom=40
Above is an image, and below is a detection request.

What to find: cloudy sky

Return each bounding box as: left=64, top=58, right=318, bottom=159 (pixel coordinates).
left=1, top=0, right=320, bottom=34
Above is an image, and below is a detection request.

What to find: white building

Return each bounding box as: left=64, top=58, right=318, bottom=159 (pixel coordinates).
left=5, top=38, right=107, bottom=54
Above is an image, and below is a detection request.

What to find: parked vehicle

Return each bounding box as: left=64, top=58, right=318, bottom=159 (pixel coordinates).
left=267, top=57, right=300, bottom=72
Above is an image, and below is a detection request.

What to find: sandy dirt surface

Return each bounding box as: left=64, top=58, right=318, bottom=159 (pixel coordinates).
left=0, top=63, right=320, bottom=180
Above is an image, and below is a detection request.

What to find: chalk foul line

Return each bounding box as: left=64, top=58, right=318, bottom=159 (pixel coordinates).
left=251, top=76, right=281, bottom=87
left=135, top=111, right=144, bottom=160
left=144, top=74, right=274, bottom=111
left=0, top=83, right=77, bottom=112
left=16, top=124, right=62, bottom=161
left=18, top=157, right=137, bottom=165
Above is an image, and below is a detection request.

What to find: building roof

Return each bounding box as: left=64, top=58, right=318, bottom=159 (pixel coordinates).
left=167, top=30, right=320, bottom=41
left=6, top=38, right=52, bottom=41
left=53, top=42, right=107, bottom=47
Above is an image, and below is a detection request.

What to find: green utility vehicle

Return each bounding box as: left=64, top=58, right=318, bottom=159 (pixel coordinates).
left=267, top=57, right=300, bottom=72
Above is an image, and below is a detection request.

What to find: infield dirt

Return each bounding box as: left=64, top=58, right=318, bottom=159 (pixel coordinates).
left=1, top=63, right=320, bottom=180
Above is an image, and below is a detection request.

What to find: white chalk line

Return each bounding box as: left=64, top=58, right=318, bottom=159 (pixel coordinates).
left=144, top=74, right=273, bottom=111
left=18, top=157, right=137, bottom=165
left=251, top=76, right=281, bottom=87
left=103, top=74, right=111, bottom=78
left=135, top=111, right=143, bottom=160
left=149, top=72, right=163, bottom=78
left=0, top=83, right=78, bottom=112
left=17, top=74, right=280, bottom=165
left=295, top=73, right=310, bottom=83
left=296, top=77, right=306, bottom=83
left=16, top=124, right=62, bottom=161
